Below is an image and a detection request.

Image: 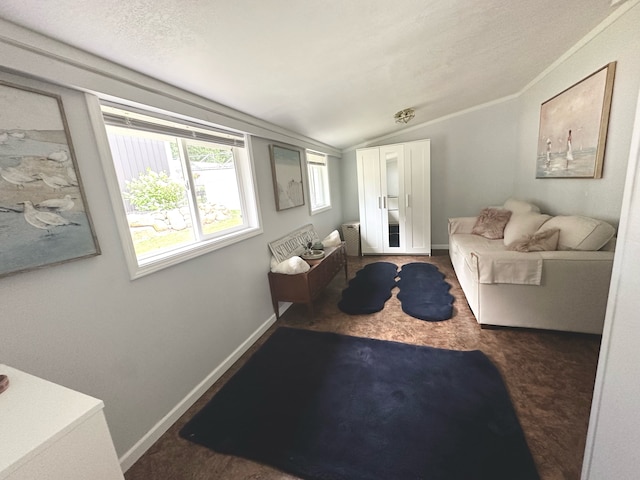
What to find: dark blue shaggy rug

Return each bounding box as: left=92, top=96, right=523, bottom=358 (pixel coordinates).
left=180, top=328, right=539, bottom=480
left=397, top=262, right=454, bottom=321
left=337, top=261, right=398, bottom=314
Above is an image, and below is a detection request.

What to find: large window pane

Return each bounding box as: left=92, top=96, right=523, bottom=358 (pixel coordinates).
left=183, top=140, right=244, bottom=236
left=106, top=128, right=195, bottom=259
left=100, top=103, right=261, bottom=275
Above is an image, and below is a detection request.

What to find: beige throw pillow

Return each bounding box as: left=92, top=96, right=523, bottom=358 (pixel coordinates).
left=503, top=198, right=541, bottom=214
left=472, top=208, right=512, bottom=240
left=503, top=212, right=551, bottom=246
left=507, top=228, right=560, bottom=252
left=537, top=216, right=615, bottom=251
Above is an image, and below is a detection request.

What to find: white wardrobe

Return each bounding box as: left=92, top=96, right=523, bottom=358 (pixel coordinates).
left=356, top=139, right=431, bottom=255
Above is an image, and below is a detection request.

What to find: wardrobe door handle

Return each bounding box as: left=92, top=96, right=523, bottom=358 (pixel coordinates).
left=378, top=196, right=381, bottom=209
left=406, top=194, right=410, bottom=208
left=383, top=196, right=387, bottom=209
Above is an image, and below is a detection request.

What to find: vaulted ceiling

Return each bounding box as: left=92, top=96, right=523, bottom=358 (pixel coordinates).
left=0, top=0, right=629, bottom=149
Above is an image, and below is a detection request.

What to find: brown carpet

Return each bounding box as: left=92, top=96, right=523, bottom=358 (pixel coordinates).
left=125, top=252, right=600, bottom=480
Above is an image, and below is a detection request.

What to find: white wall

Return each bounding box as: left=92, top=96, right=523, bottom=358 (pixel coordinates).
left=514, top=4, right=640, bottom=226
left=0, top=21, right=343, bottom=470
left=582, top=80, right=640, bottom=480
left=341, top=3, right=640, bottom=245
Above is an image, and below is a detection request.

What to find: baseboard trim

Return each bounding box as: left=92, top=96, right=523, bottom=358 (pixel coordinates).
left=118, top=313, right=279, bottom=472
left=432, top=244, right=449, bottom=251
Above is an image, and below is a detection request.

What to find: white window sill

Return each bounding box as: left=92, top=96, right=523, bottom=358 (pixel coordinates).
left=130, top=225, right=263, bottom=279
left=310, top=205, right=332, bottom=216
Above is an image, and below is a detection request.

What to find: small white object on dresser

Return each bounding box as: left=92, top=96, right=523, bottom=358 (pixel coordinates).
left=0, top=364, right=124, bottom=480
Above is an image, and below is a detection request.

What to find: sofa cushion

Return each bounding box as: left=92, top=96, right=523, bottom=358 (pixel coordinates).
left=471, top=208, right=512, bottom=240
left=507, top=228, right=560, bottom=252
left=503, top=212, right=551, bottom=246
left=503, top=198, right=541, bottom=214
left=448, top=216, right=478, bottom=235
left=537, top=216, right=615, bottom=251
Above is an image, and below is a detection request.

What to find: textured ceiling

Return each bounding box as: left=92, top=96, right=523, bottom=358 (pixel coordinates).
left=0, top=0, right=628, bottom=149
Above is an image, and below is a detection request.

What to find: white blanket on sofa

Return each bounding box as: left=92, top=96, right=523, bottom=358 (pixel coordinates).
left=471, top=250, right=543, bottom=285
left=453, top=234, right=543, bottom=285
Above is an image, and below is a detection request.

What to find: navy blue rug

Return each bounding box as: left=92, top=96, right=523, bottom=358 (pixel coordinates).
left=397, top=262, right=454, bottom=321
left=337, top=261, right=397, bottom=314
left=180, top=328, right=539, bottom=480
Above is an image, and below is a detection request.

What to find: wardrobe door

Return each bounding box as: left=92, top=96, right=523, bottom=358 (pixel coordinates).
left=356, top=147, right=384, bottom=254
left=379, top=144, right=404, bottom=253
left=403, top=140, right=431, bottom=254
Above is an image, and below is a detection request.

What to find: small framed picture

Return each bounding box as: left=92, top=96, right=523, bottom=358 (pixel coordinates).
left=270, top=143, right=305, bottom=211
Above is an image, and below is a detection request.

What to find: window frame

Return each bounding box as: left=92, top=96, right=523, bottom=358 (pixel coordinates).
left=88, top=97, right=262, bottom=279
left=305, top=149, right=332, bottom=215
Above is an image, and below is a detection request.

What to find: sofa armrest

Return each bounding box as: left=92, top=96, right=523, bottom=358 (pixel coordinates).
left=448, top=217, right=477, bottom=235
left=539, top=250, right=615, bottom=261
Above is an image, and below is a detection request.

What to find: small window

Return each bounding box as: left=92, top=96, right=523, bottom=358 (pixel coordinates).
left=100, top=103, right=261, bottom=278
left=306, top=150, right=331, bottom=214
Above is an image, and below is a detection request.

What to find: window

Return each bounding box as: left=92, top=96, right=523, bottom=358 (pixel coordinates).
left=100, top=103, right=261, bottom=278
left=306, top=150, right=331, bottom=214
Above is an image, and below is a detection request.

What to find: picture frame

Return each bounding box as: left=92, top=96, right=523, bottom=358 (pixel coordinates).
left=270, top=143, right=305, bottom=210
left=0, top=80, right=100, bottom=278
left=536, top=62, right=616, bottom=179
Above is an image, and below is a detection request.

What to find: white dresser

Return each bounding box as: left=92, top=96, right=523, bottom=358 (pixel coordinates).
left=0, top=365, right=124, bottom=480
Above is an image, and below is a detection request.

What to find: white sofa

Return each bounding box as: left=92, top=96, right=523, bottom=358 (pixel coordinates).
left=448, top=198, right=615, bottom=334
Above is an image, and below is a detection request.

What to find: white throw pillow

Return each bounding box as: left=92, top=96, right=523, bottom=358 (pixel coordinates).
left=270, top=256, right=311, bottom=274
left=503, top=198, right=541, bottom=214
left=503, top=212, right=551, bottom=246
left=322, top=230, right=342, bottom=247
left=537, top=216, right=615, bottom=251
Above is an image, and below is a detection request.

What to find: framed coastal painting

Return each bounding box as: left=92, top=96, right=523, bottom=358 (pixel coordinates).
left=536, top=62, right=616, bottom=179
left=270, top=143, right=305, bottom=211
left=0, top=80, right=100, bottom=278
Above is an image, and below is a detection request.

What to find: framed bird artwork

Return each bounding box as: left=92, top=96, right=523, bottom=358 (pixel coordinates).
left=0, top=79, right=100, bottom=278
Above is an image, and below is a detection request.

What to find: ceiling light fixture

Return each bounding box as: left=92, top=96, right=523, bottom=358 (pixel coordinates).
left=394, top=108, right=415, bottom=124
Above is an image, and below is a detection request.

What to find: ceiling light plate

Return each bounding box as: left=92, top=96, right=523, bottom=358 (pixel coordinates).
left=394, top=108, right=415, bottom=124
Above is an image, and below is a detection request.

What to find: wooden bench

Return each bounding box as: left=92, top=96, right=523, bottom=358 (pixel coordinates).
left=268, top=242, right=347, bottom=319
